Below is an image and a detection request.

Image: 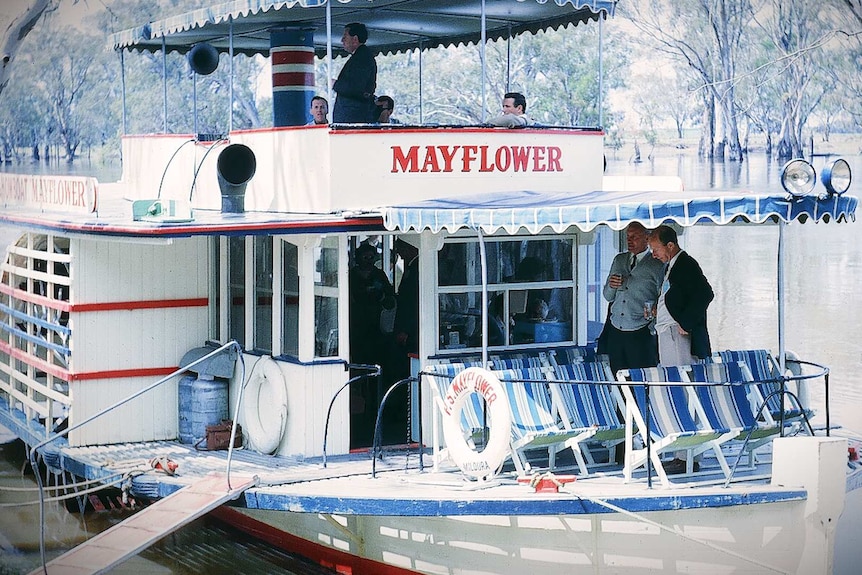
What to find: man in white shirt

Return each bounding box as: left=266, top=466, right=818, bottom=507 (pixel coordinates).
left=307, top=96, right=329, bottom=125
left=486, top=92, right=534, bottom=127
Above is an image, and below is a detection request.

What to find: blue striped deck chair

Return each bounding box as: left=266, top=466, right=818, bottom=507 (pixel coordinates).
left=713, top=349, right=812, bottom=423
left=688, top=362, right=780, bottom=464
left=547, top=361, right=626, bottom=474
left=618, top=366, right=731, bottom=487
left=493, top=367, right=594, bottom=475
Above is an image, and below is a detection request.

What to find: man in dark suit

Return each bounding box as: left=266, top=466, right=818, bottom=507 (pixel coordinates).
left=648, top=224, right=714, bottom=365
left=333, top=23, right=377, bottom=123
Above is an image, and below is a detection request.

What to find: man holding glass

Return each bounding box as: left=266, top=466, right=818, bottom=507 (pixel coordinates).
left=600, top=222, right=664, bottom=375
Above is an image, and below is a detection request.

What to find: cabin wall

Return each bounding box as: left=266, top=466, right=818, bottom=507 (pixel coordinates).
left=121, top=128, right=604, bottom=216
left=230, top=356, right=350, bottom=458
left=67, top=237, right=209, bottom=446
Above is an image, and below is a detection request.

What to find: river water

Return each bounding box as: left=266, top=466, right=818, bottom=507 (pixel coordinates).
left=0, top=150, right=860, bottom=573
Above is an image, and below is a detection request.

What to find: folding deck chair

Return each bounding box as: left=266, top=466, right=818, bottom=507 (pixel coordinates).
left=713, top=349, right=813, bottom=424
left=493, top=367, right=596, bottom=475
left=546, top=361, right=626, bottom=474
left=617, top=366, right=732, bottom=487
left=687, top=361, right=781, bottom=465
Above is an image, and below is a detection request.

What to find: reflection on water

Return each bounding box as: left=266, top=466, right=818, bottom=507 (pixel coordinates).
left=607, top=152, right=862, bottom=433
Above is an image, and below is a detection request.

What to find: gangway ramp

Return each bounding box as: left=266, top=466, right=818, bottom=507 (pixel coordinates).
left=29, top=472, right=258, bottom=575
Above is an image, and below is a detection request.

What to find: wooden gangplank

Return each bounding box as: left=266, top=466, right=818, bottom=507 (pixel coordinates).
left=30, top=472, right=258, bottom=575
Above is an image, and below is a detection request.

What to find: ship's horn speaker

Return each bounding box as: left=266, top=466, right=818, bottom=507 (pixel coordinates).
left=217, top=144, right=256, bottom=214
left=188, top=43, right=219, bottom=75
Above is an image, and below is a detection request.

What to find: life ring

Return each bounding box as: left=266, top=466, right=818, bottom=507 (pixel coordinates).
left=243, top=357, right=288, bottom=454
left=441, top=367, right=512, bottom=481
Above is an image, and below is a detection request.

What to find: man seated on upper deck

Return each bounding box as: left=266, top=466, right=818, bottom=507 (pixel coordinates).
left=486, top=92, right=534, bottom=128
left=374, top=95, right=401, bottom=124
left=306, top=95, right=329, bottom=125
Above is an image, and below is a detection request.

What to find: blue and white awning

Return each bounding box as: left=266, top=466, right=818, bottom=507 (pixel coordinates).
left=110, top=0, right=616, bottom=57
left=381, top=189, right=859, bottom=234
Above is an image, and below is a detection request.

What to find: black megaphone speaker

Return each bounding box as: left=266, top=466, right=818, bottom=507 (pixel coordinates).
left=188, top=43, right=219, bottom=75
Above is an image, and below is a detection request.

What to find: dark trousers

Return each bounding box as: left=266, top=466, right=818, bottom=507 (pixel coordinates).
left=605, top=323, right=658, bottom=377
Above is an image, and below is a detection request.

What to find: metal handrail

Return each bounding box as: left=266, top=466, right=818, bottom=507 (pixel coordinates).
left=28, top=340, right=241, bottom=575
left=371, top=376, right=418, bottom=479
left=321, top=363, right=381, bottom=468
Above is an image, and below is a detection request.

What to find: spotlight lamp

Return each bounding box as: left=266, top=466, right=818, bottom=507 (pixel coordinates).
left=820, top=158, right=851, bottom=196
left=780, top=159, right=816, bottom=199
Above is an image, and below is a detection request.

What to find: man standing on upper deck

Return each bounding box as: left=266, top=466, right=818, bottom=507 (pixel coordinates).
left=486, top=92, right=534, bottom=127
left=648, top=225, right=714, bottom=365
left=600, top=222, right=664, bottom=375
left=333, top=22, right=377, bottom=123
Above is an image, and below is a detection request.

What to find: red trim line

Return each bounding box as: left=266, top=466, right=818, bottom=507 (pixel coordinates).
left=0, top=283, right=71, bottom=312
left=0, top=213, right=383, bottom=238
left=69, top=367, right=177, bottom=381
left=71, top=298, right=208, bottom=312
left=0, top=340, right=178, bottom=382
left=211, top=507, right=420, bottom=575
left=0, top=339, right=68, bottom=381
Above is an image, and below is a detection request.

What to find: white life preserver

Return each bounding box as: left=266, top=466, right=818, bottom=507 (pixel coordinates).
left=243, top=357, right=288, bottom=455
left=441, top=367, right=512, bottom=481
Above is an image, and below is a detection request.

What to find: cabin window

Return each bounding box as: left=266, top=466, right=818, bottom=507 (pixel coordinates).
left=437, top=237, right=575, bottom=351
left=227, top=236, right=246, bottom=346
left=253, top=236, right=273, bottom=353
left=281, top=240, right=299, bottom=357
left=314, top=235, right=339, bottom=357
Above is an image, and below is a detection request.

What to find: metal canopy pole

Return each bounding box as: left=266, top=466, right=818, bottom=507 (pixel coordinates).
left=162, top=37, right=167, bottom=133
left=419, top=42, right=424, bottom=124
left=120, top=50, right=127, bottom=135
left=478, top=229, right=489, bottom=368
left=598, top=15, right=604, bottom=128
left=480, top=0, right=487, bottom=123
left=229, top=17, right=234, bottom=133
left=777, top=220, right=787, bottom=431
left=326, top=0, right=333, bottom=109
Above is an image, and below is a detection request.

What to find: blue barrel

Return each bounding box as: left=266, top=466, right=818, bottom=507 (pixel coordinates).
left=178, top=374, right=229, bottom=445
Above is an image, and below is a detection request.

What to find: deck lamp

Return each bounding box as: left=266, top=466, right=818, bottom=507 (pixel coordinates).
left=780, top=159, right=816, bottom=199
left=820, top=158, right=851, bottom=196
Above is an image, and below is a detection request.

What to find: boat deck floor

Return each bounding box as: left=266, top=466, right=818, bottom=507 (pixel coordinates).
left=49, top=440, right=797, bottom=517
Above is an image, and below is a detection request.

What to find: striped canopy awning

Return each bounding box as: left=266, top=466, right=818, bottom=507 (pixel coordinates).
left=110, top=0, right=616, bottom=57
left=380, top=189, right=859, bottom=234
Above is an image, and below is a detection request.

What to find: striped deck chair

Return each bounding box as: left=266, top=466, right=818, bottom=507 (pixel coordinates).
left=494, top=367, right=594, bottom=475
left=618, top=366, right=731, bottom=487
left=713, top=349, right=812, bottom=423
left=547, top=361, right=626, bottom=474
left=687, top=361, right=780, bottom=464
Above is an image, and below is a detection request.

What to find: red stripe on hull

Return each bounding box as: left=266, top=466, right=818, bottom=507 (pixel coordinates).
left=271, top=50, right=314, bottom=66
left=211, top=507, right=421, bottom=575
left=272, top=72, right=315, bottom=87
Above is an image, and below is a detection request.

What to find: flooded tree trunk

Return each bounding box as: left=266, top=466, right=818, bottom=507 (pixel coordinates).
left=698, top=92, right=715, bottom=159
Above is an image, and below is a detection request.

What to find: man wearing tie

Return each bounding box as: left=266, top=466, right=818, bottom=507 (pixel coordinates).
left=600, top=222, right=664, bottom=375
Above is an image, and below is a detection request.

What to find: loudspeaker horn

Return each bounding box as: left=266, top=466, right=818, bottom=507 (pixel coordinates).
left=188, top=43, right=219, bottom=76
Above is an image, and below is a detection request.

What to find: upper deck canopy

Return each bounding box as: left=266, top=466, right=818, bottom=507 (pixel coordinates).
left=110, top=0, right=616, bottom=58
left=380, top=189, right=859, bottom=234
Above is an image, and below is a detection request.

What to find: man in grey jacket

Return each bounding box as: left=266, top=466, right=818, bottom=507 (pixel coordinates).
left=601, top=222, right=664, bottom=375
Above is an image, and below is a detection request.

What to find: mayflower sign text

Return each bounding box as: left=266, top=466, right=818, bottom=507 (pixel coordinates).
left=391, top=144, right=563, bottom=174
left=0, top=174, right=98, bottom=214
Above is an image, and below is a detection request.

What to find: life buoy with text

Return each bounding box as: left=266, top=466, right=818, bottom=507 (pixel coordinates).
left=441, top=367, right=511, bottom=481
left=243, top=357, right=288, bottom=455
